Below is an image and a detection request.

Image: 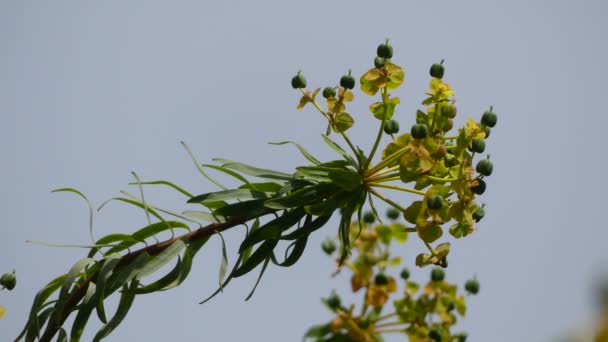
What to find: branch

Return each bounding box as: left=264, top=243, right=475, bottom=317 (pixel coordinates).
left=39, top=209, right=273, bottom=342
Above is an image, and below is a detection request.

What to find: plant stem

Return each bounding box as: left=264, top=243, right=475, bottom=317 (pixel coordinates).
left=367, top=173, right=400, bottom=183
left=368, top=182, right=426, bottom=196
left=375, top=321, right=406, bottom=329
left=364, top=87, right=389, bottom=172
left=375, top=312, right=398, bottom=322
left=374, top=328, right=407, bottom=334
left=425, top=175, right=458, bottom=183
left=367, top=187, right=407, bottom=213
left=366, top=145, right=409, bottom=177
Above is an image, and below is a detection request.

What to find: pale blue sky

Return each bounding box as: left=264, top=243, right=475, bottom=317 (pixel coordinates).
left=1, top=1, right=607, bottom=341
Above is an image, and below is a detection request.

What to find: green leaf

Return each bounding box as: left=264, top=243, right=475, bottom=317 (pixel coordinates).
left=101, top=221, right=190, bottom=256
left=403, top=201, right=422, bottom=225
left=332, top=112, right=354, bottom=133
left=188, top=189, right=268, bottom=204
left=239, top=208, right=306, bottom=253
left=217, top=232, right=229, bottom=291
left=70, top=282, right=97, bottom=341
left=181, top=141, right=226, bottom=190
left=418, top=223, right=442, bottom=243
left=386, top=62, right=405, bottom=89
left=244, top=257, right=271, bottom=301
left=202, top=164, right=252, bottom=186
left=375, top=225, right=392, bottom=245
left=304, top=323, right=331, bottom=339
left=264, top=183, right=340, bottom=209
left=238, top=182, right=284, bottom=193
left=16, top=275, right=67, bottom=341
left=390, top=223, right=409, bottom=243
left=94, top=253, right=123, bottom=324
left=273, top=236, right=307, bottom=267
left=56, top=258, right=96, bottom=319
left=182, top=210, right=227, bottom=223
left=233, top=239, right=278, bottom=278
left=455, top=295, right=467, bottom=316
left=92, top=280, right=138, bottom=342
left=415, top=253, right=433, bottom=267
left=57, top=328, right=68, bottom=342
left=415, top=110, right=430, bottom=126
left=126, top=180, right=193, bottom=198
left=25, top=307, right=54, bottom=342
left=106, top=252, right=151, bottom=294
left=152, top=236, right=209, bottom=292
left=52, top=188, right=95, bottom=243
left=213, top=158, right=294, bottom=181
left=281, top=213, right=333, bottom=240
left=135, top=239, right=187, bottom=280
left=212, top=199, right=267, bottom=219
left=241, top=219, right=260, bottom=263
left=268, top=141, right=321, bottom=165
left=320, top=135, right=358, bottom=167
left=369, top=97, right=400, bottom=120
left=133, top=257, right=182, bottom=295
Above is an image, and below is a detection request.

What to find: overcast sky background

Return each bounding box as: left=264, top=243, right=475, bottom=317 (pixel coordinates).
left=1, top=1, right=607, bottom=341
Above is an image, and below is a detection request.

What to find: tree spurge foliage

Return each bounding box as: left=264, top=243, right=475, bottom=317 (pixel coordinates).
left=15, top=39, right=497, bottom=341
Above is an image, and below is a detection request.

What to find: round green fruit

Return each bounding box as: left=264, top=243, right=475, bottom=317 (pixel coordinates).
left=481, top=109, right=497, bottom=127
left=430, top=267, right=445, bottom=282
left=470, top=138, right=486, bottom=153
left=374, top=56, right=386, bottom=68
left=410, top=123, right=429, bottom=139
left=427, top=195, right=444, bottom=210
left=441, top=103, right=457, bottom=118
left=363, top=211, right=375, bottom=224
left=322, top=87, right=336, bottom=99
left=430, top=62, right=445, bottom=79
left=374, top=273, right=389, bottom=286
left=429, top=328, right=442, bottom=342
left=327, top=292, right=341, bottom=309
left=386, top=207, right=400, bottom=220
left=376, top=40, right=393, bottom=59
left=291, top=71, right=306, bottom=89
left=383, top=120, right=400, bottom=135
left=470, top=178, right=486, bottom=195
left=321, top=238, right=337, bottom=255
left=400, top=268, right=410, bottom=280
left=465, top=278, right=480, bottom=294
left=444, top=153, right=458, bottom=167
left=472, top=207, right=485, bottom=222
left=476, top=158, right=493, bottom=176
left=482, top=125, right=491, bottom=138
left=340, top=70, right=355, bottom=89
left=0, top=270, right=16, bottom=291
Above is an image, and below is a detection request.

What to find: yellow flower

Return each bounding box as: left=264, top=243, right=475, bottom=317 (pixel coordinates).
left=0, top=304, right=6, bottom=319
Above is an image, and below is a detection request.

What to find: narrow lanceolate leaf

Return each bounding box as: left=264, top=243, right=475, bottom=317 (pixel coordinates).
left=217, top=232, right=229, bottom=291
left=239, top=208, right=306, bottom=253
left=70, top=282, right=97, bottom=341
left=134, top=256, right=182, bottom=295
left=202, top=164, right=252, bottom=186
left=268, top=141, right=321, bottom=165
left=135, top=239, right=187, bottom=281
left=280, top=214, right=333, bottom=240
left=25, top=307, right=55, bottom=342
left=94, top=253, right=123, bottom=324
left=52, top=188, right=95, bottom=243
left=264, top=183, right=340, bottom=209
left=321, top=135, right=357, bottom=167
left=273, top=236, right=307, bottom=267
left=181, top=141, right=226, bottom=190
left=130, top=171, right=152, bottom=226
left=188, top=189, right=268, bottom=204
left=57, top=328, right=68, bottom=342
left=241, top=218, right=260, bottom=262
left=127, top=180, right=193, bottom=198
left=233, top=239, right=278, bottom=278
left=182, top=210, right=227, bottom=223
left=244, top=257, right=271, bottom=301
left=99, top=221, right=190, bottom=256
left=212, top=158, right=294, bottom=181
left=92, top=280, right=138, bottom=342
left=212, top=199, right=267, bottom=219
left=106, top=252, right=151, bottom=294
left=238, top=181, right=284, bottom=193
left=16, top=275, right=67, bottom=341
left=56, top=258, right=96, bottom=320
left=98, top=197, right=165, bottom=222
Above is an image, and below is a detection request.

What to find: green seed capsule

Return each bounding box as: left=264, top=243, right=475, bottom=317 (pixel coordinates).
left=322, top=87, right=336, bottom=99
left=429, top=329, right=442, bottom=342
left=470, top=178, right=486, bottom=195
left=340, top=70, right=355, bottom=89
left=291, top=71, right=307, bottom=89
left=386, top=208, right=400, bottom=220
left=363, top=211, right=375, bottom=224
left=476, top=158, right=493, bottom=176
left=444, top=153, right=458, bottom=167
left=430, top=267, right=445, bottom=282
left=0, top=270, right=16, bottom=291
left=427, top=195, right=444, bottom=210
left=430, top=62, right=445, bottom=79
left=410, top=124, right=429, bottom=139
left=374, top=56, right=386, bottom=68
left=472, top=207, right=485, bottom=222
left=470, top=138, right=486, bottom=153
left=441, top=103, right=457, bottom=118
left=481, top=109, right=498, bottom=127
left=482, top=125, right=491, bottom=138
left=374, top=273, right=389, bottom=286
left=400, top=268, right=410, bottom=280
left=465, top=278, right=480, bottom=294
left=376, top=40, right=393, bottom=59
left=383, top=120, right=400, bottom=135
left=321, top=238, right=337, bottom=255
left=327, top=291, right=341, bottom=310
